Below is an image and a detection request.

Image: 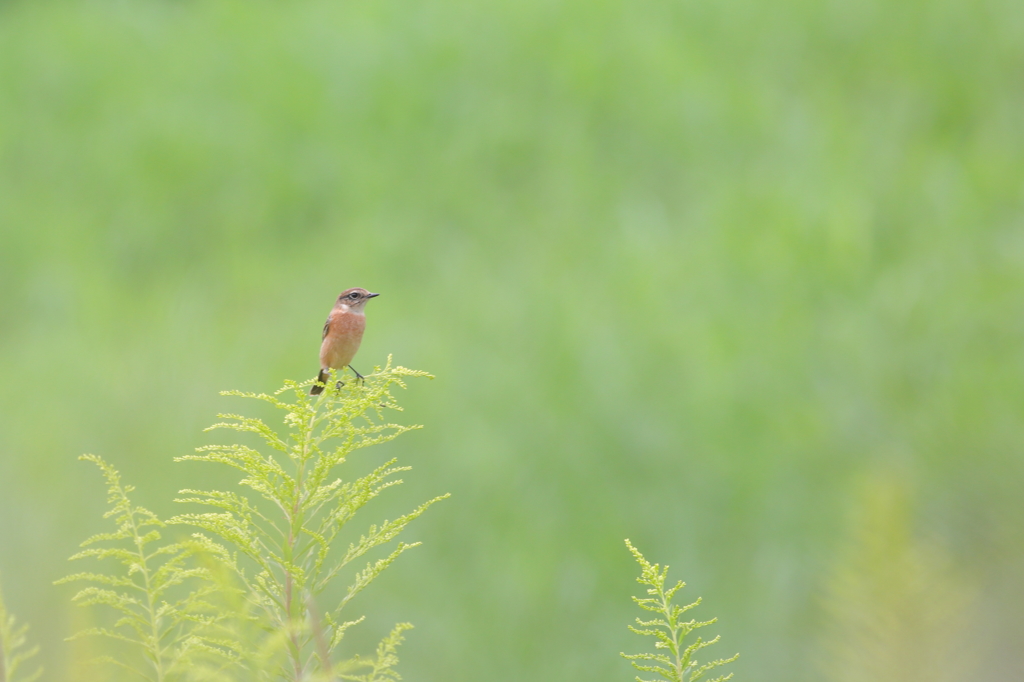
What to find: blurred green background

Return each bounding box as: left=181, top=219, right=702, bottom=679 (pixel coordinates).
left=1, top=0, right=1023, bottom=679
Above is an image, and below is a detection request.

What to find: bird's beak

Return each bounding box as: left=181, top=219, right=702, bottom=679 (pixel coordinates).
left=367, top=292, right=380, bottom=299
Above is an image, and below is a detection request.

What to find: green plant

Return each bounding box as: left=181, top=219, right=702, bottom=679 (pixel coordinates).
left=170, top=358, right=447, bottom=680
left=819, top=469, right=977, bottom=682
left=56, top=455, right=236, bottom=681
left=58, top=358, right=445, bottom=681
left=0, top=578, right=42, bottom=682
left=621, top=540, right=737, bottom=682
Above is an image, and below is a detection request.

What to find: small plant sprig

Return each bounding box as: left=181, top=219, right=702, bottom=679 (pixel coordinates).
left=56, top=455, right=234, bottom=681
left=171, top=357, right=448, bottom=681
left=0, top=577, right=42, bottom=682
left=332, top=622, right=411, bottom=682
left=621, top=539, right=738, bottom=682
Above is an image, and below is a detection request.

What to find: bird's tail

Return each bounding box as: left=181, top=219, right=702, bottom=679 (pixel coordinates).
left=310, top=368, right=328, bottom=395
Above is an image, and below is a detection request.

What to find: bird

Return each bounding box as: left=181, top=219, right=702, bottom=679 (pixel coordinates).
left=310, top=287, right=380, bottom=395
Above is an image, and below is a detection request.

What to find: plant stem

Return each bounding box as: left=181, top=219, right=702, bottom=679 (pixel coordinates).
left=283, top=408, right=319, bottom=681
left=128, top=507, right=165, bottom=682
left=117, top=484, right=166, bottom=682
left=663, top=592, right=682, bottom=681
left=1, top=631, right=8, bottom=682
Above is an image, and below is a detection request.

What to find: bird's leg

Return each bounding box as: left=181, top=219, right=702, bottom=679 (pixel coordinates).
left=349, top=365, right=366, bottom=383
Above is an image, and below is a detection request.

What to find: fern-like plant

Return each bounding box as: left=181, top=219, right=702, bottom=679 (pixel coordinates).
left=0, top=577, right=42, bottom=682
left=57, top=357, right=441, bottom=681
left=170, top=358, right=447, bottom=681
left=621, top=539, right=738, bottom=682
left=56, top=455, right=236, bottom=681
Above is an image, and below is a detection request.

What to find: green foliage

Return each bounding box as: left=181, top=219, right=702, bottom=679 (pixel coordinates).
left=2, top=0, right=1022, bottom=679
left=170, top=358, right=447, bottom=680
left=55, top=358, right=442, bottom=680
left=0, top=578, right=42, bottom=682
left=622, top=540, right=737, bottom=682
left=819, top=470, right=978, bottom=682
left=333, top=623, right=412, bottom=682
left=56, top=455, right=236, bottom=681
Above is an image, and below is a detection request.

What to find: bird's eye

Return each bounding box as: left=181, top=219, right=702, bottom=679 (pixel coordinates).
left=349, top=292, right=360, bottom=299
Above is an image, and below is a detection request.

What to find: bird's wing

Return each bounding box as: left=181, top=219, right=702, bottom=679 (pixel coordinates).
left=321, top=315, right=332, bottom=340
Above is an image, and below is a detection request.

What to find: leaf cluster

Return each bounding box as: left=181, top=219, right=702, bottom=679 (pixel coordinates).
left=621, top=540, right=738, bottom=682
left=58, top=357, right=444, bottom=681
left=0, top=577, right=42, bottom=682
left=56, top=454, right=237, bottom=682
left=169, top=357, right=445, bottom=679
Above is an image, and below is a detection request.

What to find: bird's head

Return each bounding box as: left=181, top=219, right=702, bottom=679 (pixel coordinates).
left=336, top=287, right=380, bottom=312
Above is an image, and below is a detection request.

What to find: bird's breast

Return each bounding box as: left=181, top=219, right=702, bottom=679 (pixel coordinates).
left=320, top=311, right=366, bottom=369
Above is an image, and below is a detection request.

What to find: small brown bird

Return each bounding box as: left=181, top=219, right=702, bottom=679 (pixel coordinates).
left=310, top=287, right=380, bottom=395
